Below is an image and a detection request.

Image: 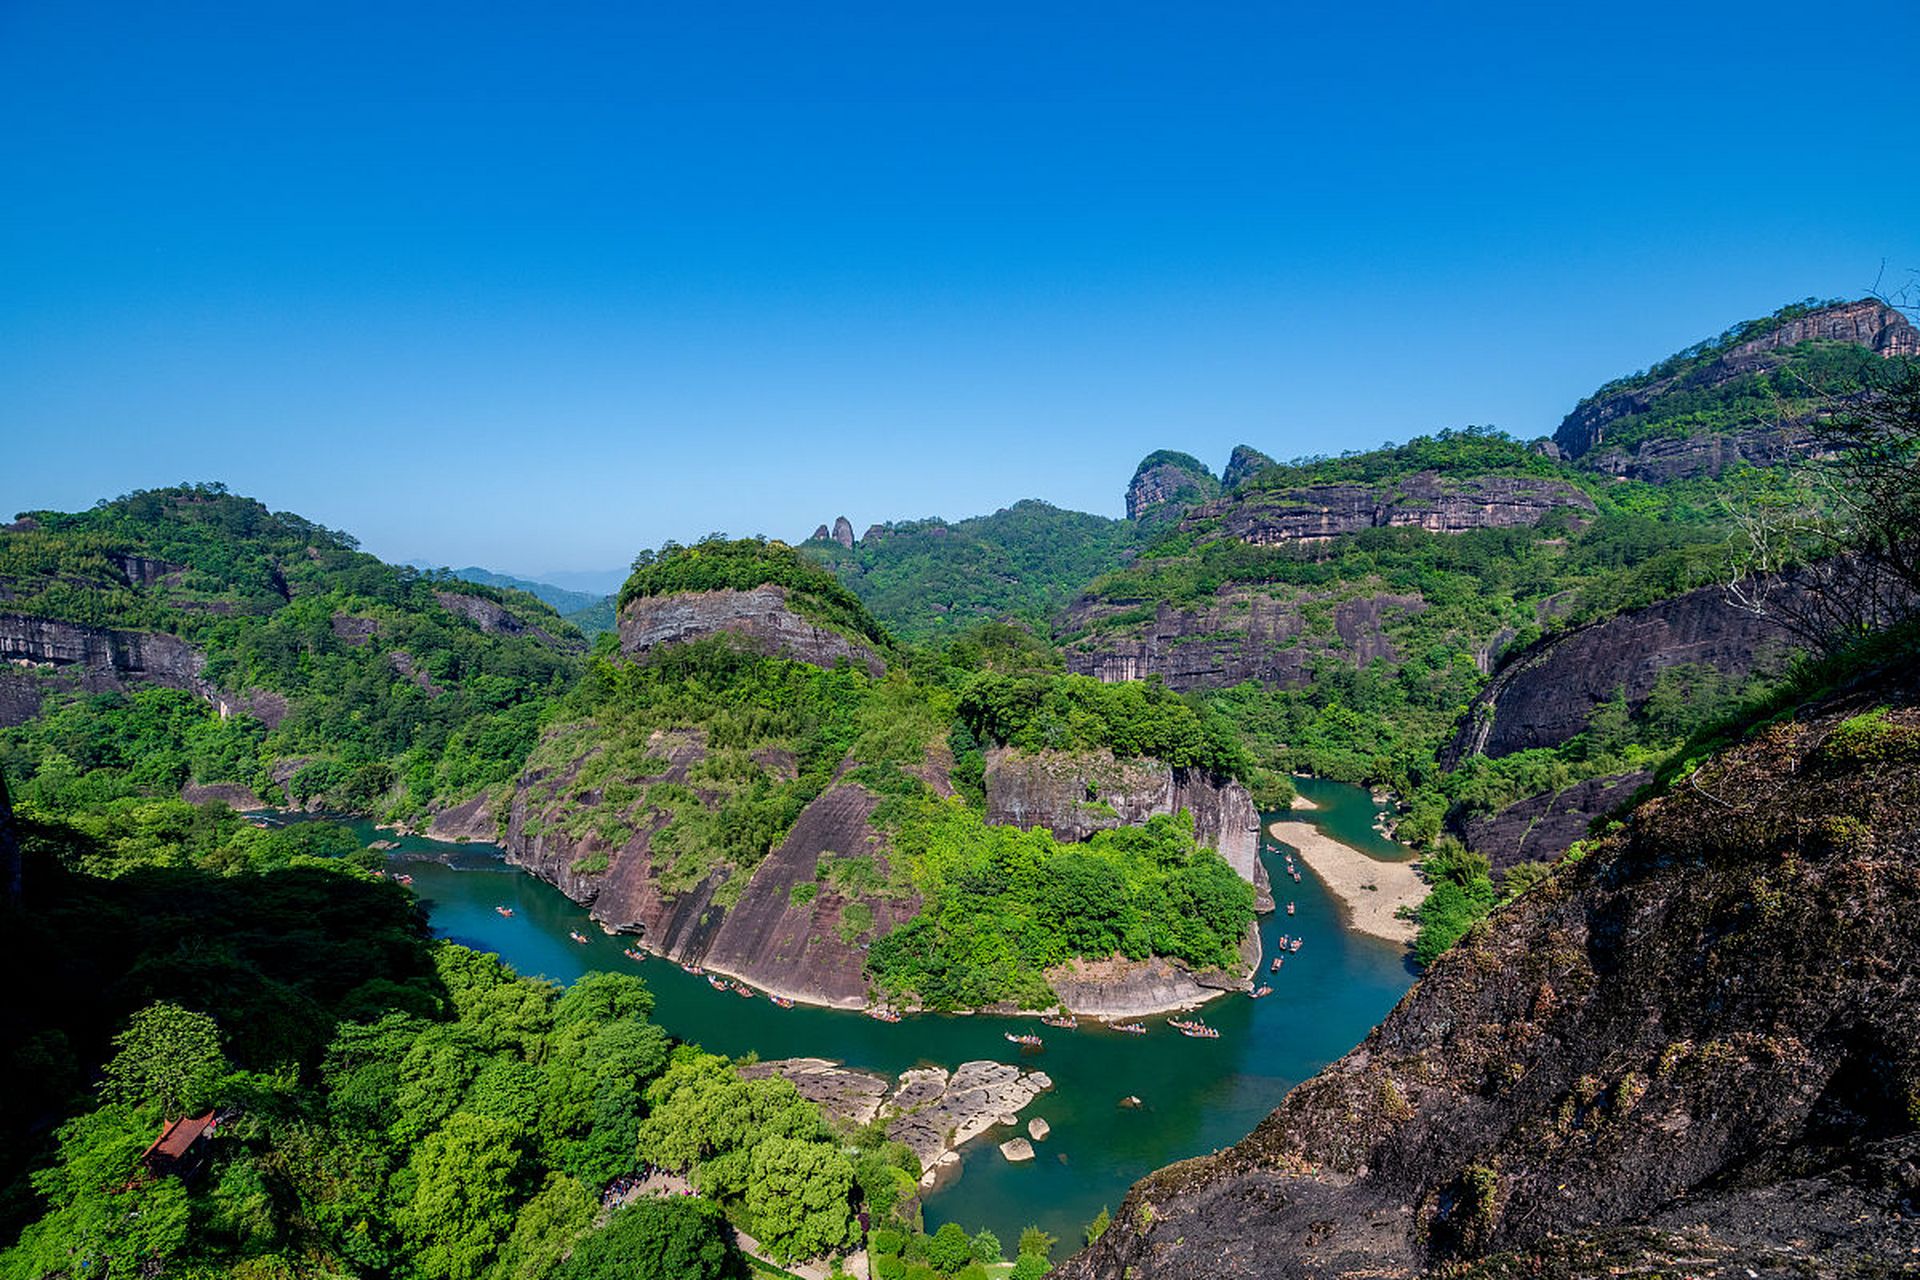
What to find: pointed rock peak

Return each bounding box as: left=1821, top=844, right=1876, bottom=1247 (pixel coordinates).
left=831, top=516, right=855, bottom=549
left=809, top=524, right=832, bottom=543
left=1222, top=444, right=1278, bottom=489
left=1126, top=451, right=1220, bottom=522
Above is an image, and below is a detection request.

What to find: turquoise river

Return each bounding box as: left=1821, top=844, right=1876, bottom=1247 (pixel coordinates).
left=332, top=776, right=1415, bottom=1247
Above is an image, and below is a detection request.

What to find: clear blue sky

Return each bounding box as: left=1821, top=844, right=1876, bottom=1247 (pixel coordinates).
left=3, top=0, right=1914, bottom=577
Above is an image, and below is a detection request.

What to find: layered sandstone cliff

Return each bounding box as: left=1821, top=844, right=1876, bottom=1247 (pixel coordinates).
left=1062, top=587, right=1422, bottom=692
left=1063, top=671, right=1920, bottom=1278
left=0, top=612, right=213, bottom=727
left=616, top=585, right=886, bottom=676
left=1187, top=472, right=1594, bottom=546
left=1554, top=299, right=1919, bottom=479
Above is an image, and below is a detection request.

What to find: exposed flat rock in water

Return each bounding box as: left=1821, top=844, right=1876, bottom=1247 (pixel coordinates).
left=1028, top=1117, right=1050, bottom=1140
left=737, top=1057, right=890, bottom=1128
left=741, top=1056, right=1051, bottom=1183
left=1047, top=937, right=1256, bottom=1018
left=999, top=1138, right=1035, bottom=1162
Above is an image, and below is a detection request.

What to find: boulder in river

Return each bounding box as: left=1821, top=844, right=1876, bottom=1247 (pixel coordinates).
left=999, top=1138, right=1036, bottom=1162
left=1028, top=1117, right=1051, bottom=1140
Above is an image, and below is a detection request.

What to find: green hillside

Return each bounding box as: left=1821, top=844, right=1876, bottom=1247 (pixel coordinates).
left=802, top=501, right=1138, bottom=641
left=1, top=485, right=584, bottom=823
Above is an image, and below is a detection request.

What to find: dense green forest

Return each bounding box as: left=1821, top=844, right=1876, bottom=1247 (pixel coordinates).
left=0, top=791, right=1060, bottom=1279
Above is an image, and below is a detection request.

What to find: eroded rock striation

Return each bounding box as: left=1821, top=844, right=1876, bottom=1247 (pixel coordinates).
left=1127, top=452, right=1221, bottom=523
left=616, top=585, right=886, bottom=676
left=1442, top=585, right=1800, bottom=763
left=1187, top=472, right=1594, bottom=546
left=1062, top=587, right=1422, bottom=693
left=1063, top=672, right=1920, bottom=1278
left=505, top=731, right=914, bottom=1006
left=0, top=612, right=288, bottom=728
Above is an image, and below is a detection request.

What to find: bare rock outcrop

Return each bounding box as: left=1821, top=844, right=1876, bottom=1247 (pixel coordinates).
left=434, top=590, right=580, bottom=651
left=699, top=783, right=920, bottom=1007
left=1061, top=673, right=1920, bottom=1279
left=1188, top=472, right=1594, bottom=546
left=0, top=612, right=212, bottom=726
left=887, top=1061, right=1052, bottom=1175
left=1046, top=949, right=1257, bottom=1017
left=736, top=1058, right=892, bottom=1128
left=1221, top=444, right=1278, bottom=490
left=1442, top=585, right=1800, bottom=763
left=505, top=732, right=913, bottom=1006
left=427, top=792, right=495, bottom=841
left=1455, top=771, right=1652, bottom=873
left=1127, top=452, right=1221, bottom=522
left=1063, top=587, right=1422, bottom=692
left=984, top=747, right=1269, bottom=910
left=742, top=1057, right=1053, bottom=1181
left=616, top=585, right=885, bottom=676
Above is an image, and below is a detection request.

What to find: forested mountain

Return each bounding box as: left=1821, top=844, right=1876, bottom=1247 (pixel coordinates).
left=800, top=501, right=1138, bottom=641
left=0, top=487, right=583, bottom=825
left=1, top=295, right=1914, bottom=1280
left=507, top=537, right=1266, bottom=1012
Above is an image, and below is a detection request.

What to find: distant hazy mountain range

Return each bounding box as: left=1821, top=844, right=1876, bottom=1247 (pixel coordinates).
left=403, top=563, right=612, bottom=611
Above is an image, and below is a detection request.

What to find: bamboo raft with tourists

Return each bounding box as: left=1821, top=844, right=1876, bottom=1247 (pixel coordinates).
left=568, top=930, right=589, bottom=944
left=1005, top=1032, right=1044, bottom=1048
left=1040, top=1014, right=1078, bottom=1029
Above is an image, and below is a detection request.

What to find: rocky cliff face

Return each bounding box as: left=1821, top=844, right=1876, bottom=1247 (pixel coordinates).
left=1062, top=672, right=1920, bottom=1278
left=983, top=747, right=1270, bottom=911
left=1442, top=585, right=1799, bottom=763
left=1554, top=299, right=1919, bottom=470
left=1126, top=452, right=1221, bottom=522
left=1455, top=770, right=1651, bottom=873
left=1576, top=421, right=1826, bottom=483
left=1187, top=472, right=1594, bottom=546
left=1062, top=588, right=1422, bottom=692
left=0, top=612, right=210, bottom=726
left=504, top=730, right=916, bottom=1006
left=616, top=585, right=886, bottom=676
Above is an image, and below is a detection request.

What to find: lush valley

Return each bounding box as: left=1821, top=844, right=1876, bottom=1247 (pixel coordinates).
left=2, top=294, right=1917, bottom=1278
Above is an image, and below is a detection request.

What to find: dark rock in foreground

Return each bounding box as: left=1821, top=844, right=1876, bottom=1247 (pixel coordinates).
left=1061, top=669, right=1920, bottom=1278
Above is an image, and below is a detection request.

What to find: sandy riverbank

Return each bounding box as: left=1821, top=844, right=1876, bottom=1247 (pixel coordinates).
left=1268, top=819, right=1422, bottom=945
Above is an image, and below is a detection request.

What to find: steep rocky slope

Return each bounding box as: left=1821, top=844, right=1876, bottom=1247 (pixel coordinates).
left=1127, top=451, right=1221, bottom=522
left=1441, top=583, right=1799, bottom=764
left=617, top=583, right=887, bottom=675
left=1188, top=472, right=1594, bottom=546
left=1555, top=298, right=1917, bottom=481
left=1061, top=586, right=1423, bottom=692
left=0, top=487, right=584, bottom=818
left=1062, top=663, right=1920, bottom=1278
